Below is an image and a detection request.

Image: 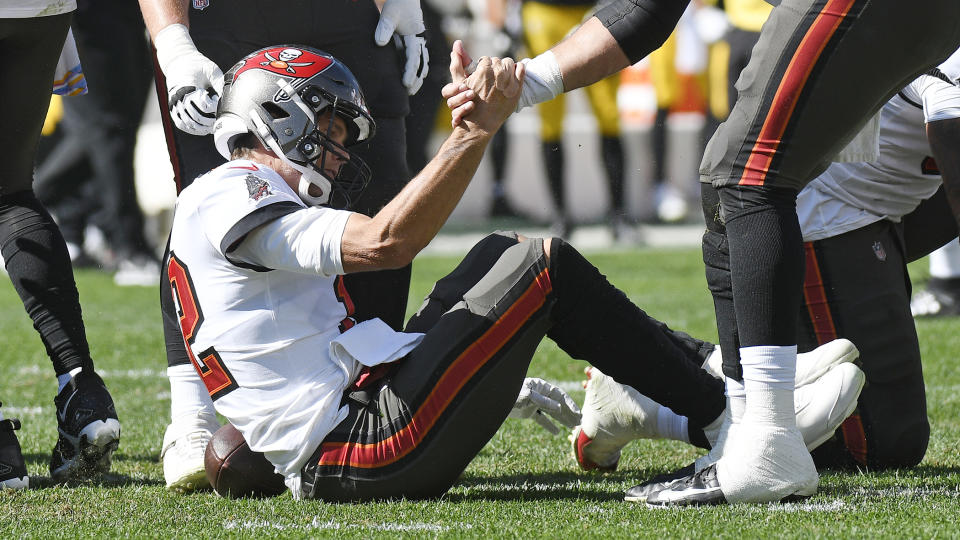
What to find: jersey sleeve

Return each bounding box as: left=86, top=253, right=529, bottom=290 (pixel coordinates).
left=595, top=0, right=690, bottom=64
left=195, top=163, right=305, bottom=266
left=230, top=206, right=353, bottom=277
left=902, top=72, right=960, bottom=123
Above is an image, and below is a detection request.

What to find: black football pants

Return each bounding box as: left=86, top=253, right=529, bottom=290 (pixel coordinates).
left=299, top=233, right=724, bottom=501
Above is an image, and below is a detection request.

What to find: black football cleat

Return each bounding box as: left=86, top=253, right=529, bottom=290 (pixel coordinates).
left=644, top=463, right=727, bottom=507
left=50, top=371, right=121, bottom=482
left=0, top=407, right=29, bottom=489
left=623, top=463, right=694, bottom=503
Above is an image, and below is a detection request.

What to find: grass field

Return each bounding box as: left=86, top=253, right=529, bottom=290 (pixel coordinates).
left=2, top=246, right=959, bottom=538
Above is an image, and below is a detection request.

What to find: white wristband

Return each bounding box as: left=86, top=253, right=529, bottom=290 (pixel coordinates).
left=517, top=50, right=564, bottom=111
left=153, top=23, right=199, bottom=76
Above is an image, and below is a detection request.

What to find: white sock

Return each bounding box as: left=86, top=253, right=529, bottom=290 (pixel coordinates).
left=57, top=366, right=83, bottom=393
left=930, top=241, right=960, bottom=278
left=656, top=406, right=689, bottom=443
left=715, top=345, right=817, bottom=502
left=740, top=345, right=797, bottom=426
left=167, top=364, right=216, bottom=422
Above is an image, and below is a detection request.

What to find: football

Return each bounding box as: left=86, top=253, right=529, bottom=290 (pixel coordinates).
left=204, top=423, right=287, bottom=498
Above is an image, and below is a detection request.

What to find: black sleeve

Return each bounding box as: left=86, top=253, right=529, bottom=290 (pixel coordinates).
left=594, top=0, right=690, bottom=64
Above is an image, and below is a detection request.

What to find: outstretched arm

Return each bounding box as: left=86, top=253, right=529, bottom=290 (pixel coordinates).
left=339, top=56, right=525, bottom=272
left=444, top=0, right=689, bottom=125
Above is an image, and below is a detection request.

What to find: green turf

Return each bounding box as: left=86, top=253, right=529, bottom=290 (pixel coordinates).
left=1, top=248, right=958, bottom=538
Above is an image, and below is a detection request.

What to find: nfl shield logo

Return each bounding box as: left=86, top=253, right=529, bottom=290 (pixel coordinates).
left=192, top=0, right=210, bottom=9
left=872, top=241, right=887, bottom=261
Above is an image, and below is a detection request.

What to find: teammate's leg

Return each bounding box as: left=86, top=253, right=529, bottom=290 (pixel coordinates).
left=0, top=13, right=120, bottom=482
left=655, top=0, right=960, bottom=505
left=800, top=221, right=929, bottom=469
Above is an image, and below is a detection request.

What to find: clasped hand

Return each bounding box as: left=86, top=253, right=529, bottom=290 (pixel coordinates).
left=444, top=40, right=524, bottom=134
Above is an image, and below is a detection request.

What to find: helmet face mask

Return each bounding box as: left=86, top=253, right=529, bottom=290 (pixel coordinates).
left=295, top=106, right=372, bottom=209
left=214, top=46, right=376, bottom=208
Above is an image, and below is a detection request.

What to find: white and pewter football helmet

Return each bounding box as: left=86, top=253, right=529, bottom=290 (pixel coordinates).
left=213, top=45, right=376, bottom=207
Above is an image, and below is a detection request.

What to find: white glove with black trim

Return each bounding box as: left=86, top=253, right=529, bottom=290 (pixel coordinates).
left=154, top=24, right=224, bottom=136
left=374, top=0, right=426, bottom=45
left=509, top=378, right=582, bottom=434
left=393, top=33, right=429, bottom=95
left=375, top=0, right=429, bottom=95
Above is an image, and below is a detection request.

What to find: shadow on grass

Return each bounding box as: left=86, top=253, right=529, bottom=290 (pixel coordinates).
left=26, top=473, right=165, bottom=490
left=452, top=465, right=960, bottom=503
left=445, top=468, right=670, bottom=502
left=21, top=451, right=164, bottom=489
left=815, top=464, right=960, bottom=499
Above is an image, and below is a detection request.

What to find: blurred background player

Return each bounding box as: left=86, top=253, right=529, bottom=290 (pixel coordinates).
left=521, top=0, right=627, bottom=238
left=0, top=0, right=121, bottom=489
left=34, top=0, right=159, bottom=286
left=475, top=0, right=525, bottom=219
left=137, top=0, right=429, bottom=492
left=646, top=4, right=712, bottom=224
left=911, top=241, right=960, bottom=317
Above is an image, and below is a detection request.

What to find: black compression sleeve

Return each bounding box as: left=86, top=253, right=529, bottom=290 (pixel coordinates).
left=594, top=0, right=690, bottom=64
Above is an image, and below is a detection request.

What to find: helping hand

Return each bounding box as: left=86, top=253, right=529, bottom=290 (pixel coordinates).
left=441, top=40, right=477, bottom=128
left=393, top=33, right=429, bottom=95
left=154, top=24, right=223, bottom=136
left=374, top=0, right=426, bottom=46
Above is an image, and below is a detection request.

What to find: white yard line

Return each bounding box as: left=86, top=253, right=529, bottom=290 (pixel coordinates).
left=224, top=517, right=471, bottom=532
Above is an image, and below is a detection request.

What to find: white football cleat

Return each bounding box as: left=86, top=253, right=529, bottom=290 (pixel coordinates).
left=702, top=338, right=859, bottom=387
left=161, top=412, right=220, bottom=492
left=645, top=424, right=818, bottom=506
left=571, top=367, right=663, bottom=471
left=795, top=362, right=866, bottom=450
left=713, top=422, right=819, bottom=504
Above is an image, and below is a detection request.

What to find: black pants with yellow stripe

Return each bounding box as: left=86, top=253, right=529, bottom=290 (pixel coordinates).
left=300, top=232, right=725, bottom=501
left=697, top=0, right=960, bottom=378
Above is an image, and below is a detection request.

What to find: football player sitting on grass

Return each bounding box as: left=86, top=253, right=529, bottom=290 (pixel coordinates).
left=163, top=45, right=862, bottom=501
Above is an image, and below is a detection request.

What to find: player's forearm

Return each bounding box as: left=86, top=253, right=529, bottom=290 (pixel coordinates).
left=341, top=127, right=492, bottom=271
left=138, top=0, right=190, bottom=39
left=550, top=17, right=632, bottom=92
left=928, top=118, right=960, bottom=230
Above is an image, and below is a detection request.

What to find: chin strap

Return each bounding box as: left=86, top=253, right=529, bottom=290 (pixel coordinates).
left=249, top=110, right=332, bottom=206
left=298, top=173, right=330, bottom=206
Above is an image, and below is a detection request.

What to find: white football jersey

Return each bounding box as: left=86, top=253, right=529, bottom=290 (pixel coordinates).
left=798, top=70, right=960, bottom=241
left=168, top=160, right=422, bottom=490
left=0, top=1, right=75, bottom=17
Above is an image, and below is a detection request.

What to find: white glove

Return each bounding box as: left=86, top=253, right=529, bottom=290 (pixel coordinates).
left=393, top=33, right=429, bottom=95
left=508, top=378, right=582, bottom=435
left=374, top=0, right=426, bottom=46
left=154, top=24, right=224, bottom=136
